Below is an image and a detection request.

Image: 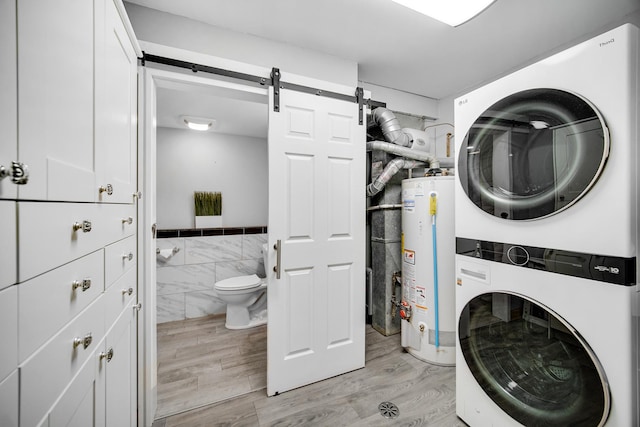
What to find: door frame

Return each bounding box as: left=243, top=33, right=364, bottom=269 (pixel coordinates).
left=137, top=61, right=270, bottom=427
left=138, top=46, right=368, bottom=425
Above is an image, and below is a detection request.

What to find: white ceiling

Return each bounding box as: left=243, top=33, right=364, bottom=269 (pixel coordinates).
left=134, top=0, right=640, bottom=136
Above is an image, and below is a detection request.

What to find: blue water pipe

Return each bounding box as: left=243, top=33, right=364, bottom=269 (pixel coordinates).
left=429, top=191, right=440, bottom=348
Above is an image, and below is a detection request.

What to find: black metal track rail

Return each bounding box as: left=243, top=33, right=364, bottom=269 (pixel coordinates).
left=141, top=52, right=385, bottom=123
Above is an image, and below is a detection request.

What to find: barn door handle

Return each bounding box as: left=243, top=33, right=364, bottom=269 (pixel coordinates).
left=273, top=240, right=282, bottom=279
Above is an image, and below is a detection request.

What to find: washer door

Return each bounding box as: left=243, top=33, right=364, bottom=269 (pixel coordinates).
left=459, top=292, right=610, bottom=426
left=458, top=89, right=609, bottom=220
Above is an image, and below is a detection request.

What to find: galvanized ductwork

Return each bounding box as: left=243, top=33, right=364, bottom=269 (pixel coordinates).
left=367, top=158, right=426, bottom=197
left=366, top=108, right=440, bottom=197
left=372, top=107, right=413, bottom=147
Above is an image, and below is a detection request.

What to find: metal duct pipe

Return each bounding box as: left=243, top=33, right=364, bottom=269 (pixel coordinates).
left=372, top=107, right=412, bottom=147
left=367, top=141, right=440, bottom=166
left=367, top=158, right=426, bottom=197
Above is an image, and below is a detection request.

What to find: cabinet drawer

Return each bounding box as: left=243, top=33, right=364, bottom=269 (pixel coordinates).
left=18, top=251, right=104, bottom=362
left=0, top=201, right=16, bottom=290
left=0, top=286, right=17, bottom=383
left=0, top=370, right=18, bottom=427
left=105, top=235, right=136, bottom=288
left=18, top=202, right=135, bottom=281
left=20, top=295, right=105, bottom=427
left=105, top=268, right=136, bottom=328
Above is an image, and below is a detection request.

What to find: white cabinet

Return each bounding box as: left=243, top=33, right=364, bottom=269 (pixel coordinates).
left=95, top=0, right=139, bottom=204
left=0, top=371, right=18, bottom=427
left=47, top=343, right=103, bottom=427
left=16, top=0, right=138, bottom=204
left=18, top=202, right=135, bottom=282
left=11, top=0, right=140, bottom=426
left=0, top=0, right=18, bottom=200
left=0, top=202, right=16, bottom=290
left=0, top=286, right=17, bottom=385
left=17, top=0, right=96, bottom=202
left=103, top=305, right=137, bottom=427
left=18, top=251, right=104, bottom=362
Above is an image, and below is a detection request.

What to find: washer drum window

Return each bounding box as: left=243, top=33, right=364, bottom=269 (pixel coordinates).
left=458, top=89, right=609, bottom=220
left=459, top=292, right=610, bottom=426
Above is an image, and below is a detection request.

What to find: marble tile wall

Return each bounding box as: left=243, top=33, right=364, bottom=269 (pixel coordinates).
left=156, top=233, right=267, bottom=324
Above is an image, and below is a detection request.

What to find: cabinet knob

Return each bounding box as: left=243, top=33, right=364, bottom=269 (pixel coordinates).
left=72, top=278, right=92, bottom=292
left=73, top=220, right=92, bottom=233
left=99, top=347, right=114, bottom=363
left=99, top=184, right=113, bottom=195
left=122, top=252, right=134, bottom=261
left=133, top=302, right=142, bottom=312
left=122, top=287, right=133, bottom=296
left=122, top=216, right=133, bottom=225
left=73, top=333, right=92, bottom=350
left=133, top=191, right=142, bottom=199
left=0, top=161, right=29, bottom=185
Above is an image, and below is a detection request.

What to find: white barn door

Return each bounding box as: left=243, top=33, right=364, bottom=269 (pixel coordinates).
left=267, top=85, right=366, bottom=395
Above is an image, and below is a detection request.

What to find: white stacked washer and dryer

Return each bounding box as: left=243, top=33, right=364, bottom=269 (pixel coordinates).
left=454, top=24, right=639, bottom=426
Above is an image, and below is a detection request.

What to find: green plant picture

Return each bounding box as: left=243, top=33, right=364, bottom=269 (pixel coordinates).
left=194, top=191, right=222, bottom=216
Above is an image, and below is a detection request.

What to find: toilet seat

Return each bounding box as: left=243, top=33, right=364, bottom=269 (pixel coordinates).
left=215, top=274, right=262, bottom=291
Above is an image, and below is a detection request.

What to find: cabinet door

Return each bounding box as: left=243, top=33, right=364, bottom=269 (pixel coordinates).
left=17, top=0, right=96, bottom=202
left=0, top=202, right=16, bottom=290
left=104, top=304, right=137, bottom=427
left=95, top=0, right=138, bottom=204
left=0, top=371, right=18, bottom=427
left=0, top=0, right=17, bottom=200
left=0, top=286, right=17, bottom=383
left=48, top=347, right=103, bottom=427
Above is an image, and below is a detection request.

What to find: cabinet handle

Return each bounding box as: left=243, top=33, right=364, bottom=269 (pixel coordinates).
left=99, top=184, right=113, bottom=195
left=122, top=252, right=133, bottom=261
left=99, top=347, right=114, bottom=363
left=122, top=216, right=133, bottom=225
left=122, top=287, right=133, bottom=296
left=133, top=302, right=142, bottom=312
left=0, top=161, right=29, bottom=185
left=73, top=333, right=92, bottom=350
left=73, top=220, right=92, bottom=233
left=72, top=278, right=92, bottom=292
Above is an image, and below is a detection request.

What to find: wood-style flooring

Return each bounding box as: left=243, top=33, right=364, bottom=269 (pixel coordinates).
left=154, top=315, right=463, bottom=426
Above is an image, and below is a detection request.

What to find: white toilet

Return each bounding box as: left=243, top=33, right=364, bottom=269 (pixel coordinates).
left=214, top=243, right=268, bottom=329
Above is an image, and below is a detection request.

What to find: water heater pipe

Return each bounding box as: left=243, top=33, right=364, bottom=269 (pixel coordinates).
left=366, top=141, right=441, bottom=165
left=367, top=158, right=426, bottom=197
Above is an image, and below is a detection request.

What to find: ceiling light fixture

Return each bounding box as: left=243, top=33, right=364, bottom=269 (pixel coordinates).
left=181, top=116, right=216, bottom=131
left=391, top=0, right=496, bottom=27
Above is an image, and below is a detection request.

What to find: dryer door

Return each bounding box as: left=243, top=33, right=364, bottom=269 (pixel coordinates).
left=458, top=89, right=609, bottom=220
left=459, top=292, right=610, bottom=426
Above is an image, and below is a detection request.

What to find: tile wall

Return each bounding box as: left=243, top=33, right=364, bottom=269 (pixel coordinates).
left=156, top=228, right=267, bottom=324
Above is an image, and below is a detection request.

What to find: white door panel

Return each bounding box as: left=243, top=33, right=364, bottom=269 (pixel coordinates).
left=0, top=0, right=17, bottom=200
left=17, top=0, right=96, bottom=202
left=267, top=87, right=365, bottom=395
left=95, top=0, right=138, bottom=204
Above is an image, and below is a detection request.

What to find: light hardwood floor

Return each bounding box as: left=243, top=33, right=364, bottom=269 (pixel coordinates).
left=154, top=315, right=464, bottom=426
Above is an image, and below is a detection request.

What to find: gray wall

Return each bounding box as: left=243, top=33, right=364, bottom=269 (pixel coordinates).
left=156, top=127, right=268, bottom=229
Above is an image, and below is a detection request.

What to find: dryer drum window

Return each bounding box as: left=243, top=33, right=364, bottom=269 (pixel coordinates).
left=459, top=292, right=610, bottom=426
left=458, top=89, right=609, bottom=220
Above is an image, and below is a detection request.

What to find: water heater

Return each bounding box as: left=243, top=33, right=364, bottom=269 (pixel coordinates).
left=401, top=175, right=455, bottom=365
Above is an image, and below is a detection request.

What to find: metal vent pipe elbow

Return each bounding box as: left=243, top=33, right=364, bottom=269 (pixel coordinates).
left=372, top=107, right=413, bottom=147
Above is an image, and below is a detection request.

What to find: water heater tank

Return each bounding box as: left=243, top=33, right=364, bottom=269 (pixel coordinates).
left=401, top=175, right=455, bottom=366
